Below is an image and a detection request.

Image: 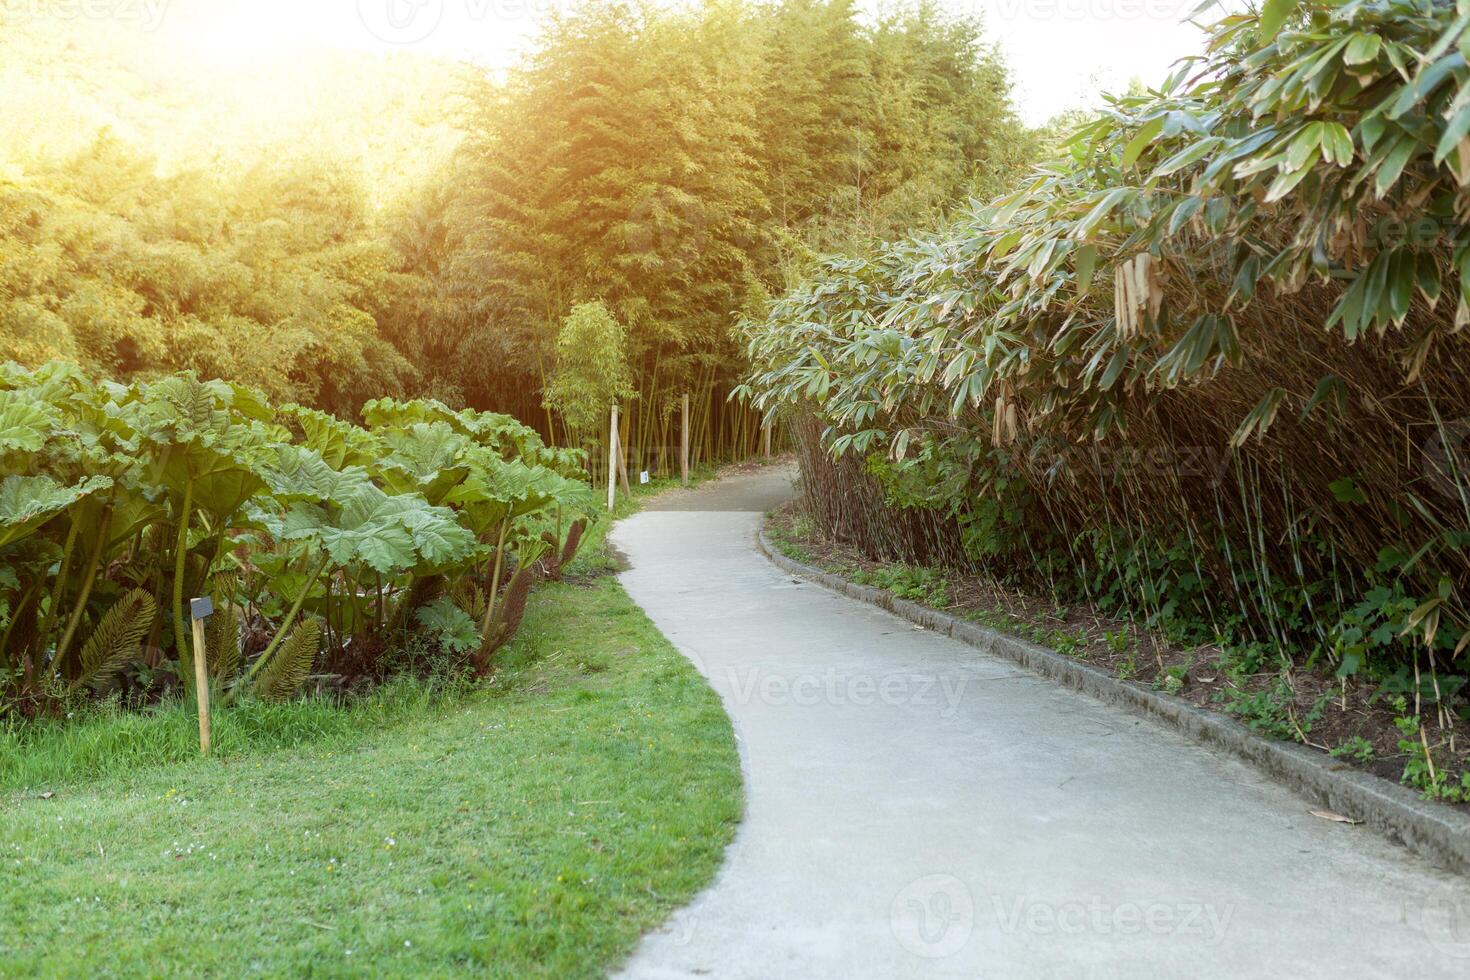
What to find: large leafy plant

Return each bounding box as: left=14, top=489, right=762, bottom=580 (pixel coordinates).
left=742, top=0, right=1470, bottom=680
left=0, top=363, right=596, bottom=718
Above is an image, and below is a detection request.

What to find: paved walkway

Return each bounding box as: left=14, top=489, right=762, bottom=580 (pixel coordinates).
left=611, top=465, right=1470, bottom=979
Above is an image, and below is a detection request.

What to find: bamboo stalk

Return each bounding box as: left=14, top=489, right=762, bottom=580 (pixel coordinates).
left=681, top=392, right=690, bottom=486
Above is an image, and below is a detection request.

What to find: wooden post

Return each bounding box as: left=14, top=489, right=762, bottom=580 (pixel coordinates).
left=680, top=393, right=690, bottom=487
left=607, top=403, right=618, bottom=511
left=615, top=427, right=632, bottom=496
left=189, top=596, right=213, bottom=758
left=762, top=415, right=772, bottom=459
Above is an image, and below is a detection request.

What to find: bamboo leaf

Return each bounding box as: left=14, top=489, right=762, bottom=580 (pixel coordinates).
left=1074, top=245, right=1098, bottom=295
left=1230, top=388, right=1287, bottom=447
left=1344, top=33, right=1381, bottom=66
left=1435, top=103, right=1470, bottom=164
left=1259, top=0, right=1299, bottom=40
left=1300, top=375, right=1348, bottom=421
left=1122, top=116, right=1166, bottom=169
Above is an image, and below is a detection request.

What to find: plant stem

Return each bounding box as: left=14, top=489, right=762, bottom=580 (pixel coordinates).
left=54, top=507, right=114, bottom=672
left=375, top=572, right=384, bottom=631
left=36, top=517, right=81, bottom=663
left=172, top=479, right=194, bottom=666
left=0, top=582, right=40, bottom=672
left=238, top=553, right=330, bottom=693
left=480, top=518, right=511, bottom=644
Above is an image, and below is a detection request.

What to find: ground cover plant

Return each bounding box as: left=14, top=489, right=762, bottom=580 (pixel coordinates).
left=0, top=360, right=597, bottom=723
left=0, top=503, right=743, bottom=977
left=742, top=0, right=1470, bottom=800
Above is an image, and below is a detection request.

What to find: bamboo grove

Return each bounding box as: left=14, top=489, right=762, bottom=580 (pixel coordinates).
left=0, top=0, right=1033, bottom=479
left=0, top=362, right=595, bottom=719
left=742, top=0, right=1470, bottom=704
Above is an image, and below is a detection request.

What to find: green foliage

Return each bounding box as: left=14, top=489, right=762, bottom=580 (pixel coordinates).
left=72, top=590, right=154, bottom=693
left=205, top=597, right=241, bottom=686
left=851, top=563, right=952, bottom=608
left=0, top=138, right=415, bottom=415
left=742, top=0, right=1470, bottom=698
left=544, top=302, right=637, bottom=440
left=0, top=362, right=596, bottom=719
left=2, top=0, right=1033, bottom=475
left=1392, top=696, right=1470, bottom=801
left=252, top=619, right=321, bottom=704
left=415, top=596, right=479, bottom=656
left=1331, top=735, right=1376, bottom=762
left=432, top=0, right=1032, bottom=460
left=1222, top=681, right=1298, bottom=741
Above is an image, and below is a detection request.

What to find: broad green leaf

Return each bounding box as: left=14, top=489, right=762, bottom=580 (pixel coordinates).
left=1300, top=376, right=1348, bottom=421
left=1344, top=33, right=1381, bottom=66
left=1285, top=123, right=1323, bottom=170
left=1373, top=136, right=1419, bottom=197
left=0, top=474, right=112, bottom=549
left=1121, top=116, right=1166, bottom=169
left=1229, top=388, right=1287, bottom=447
left=1329, top=476, right=1367, bottom=504
left=0, top=391, right=56, bottom=454
left=1259, top=0, right=1299, bottom=41
left=1321, top=123, right=1355, bottom=166
left=1074, top=245, right=1098, bottom=295
left=1434, top=103, right=1470, bottom=164
left=415, top=597, right=479, bottom=654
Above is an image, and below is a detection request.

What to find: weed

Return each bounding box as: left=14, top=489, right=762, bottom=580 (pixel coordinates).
left=851, top=564, right=952, bottom=609
left=1392, top=698, right=1470, bottom=802
left=1330, top=735, right=1376, bottom=763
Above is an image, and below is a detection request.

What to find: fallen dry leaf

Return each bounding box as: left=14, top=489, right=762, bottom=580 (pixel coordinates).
left=1310, top=809, right=1360, bottom=825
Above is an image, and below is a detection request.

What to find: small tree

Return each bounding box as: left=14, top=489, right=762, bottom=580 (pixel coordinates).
left=543, top=301, right=636, bottom=447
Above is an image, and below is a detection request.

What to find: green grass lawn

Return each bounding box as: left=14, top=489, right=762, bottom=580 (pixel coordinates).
left=0, top=481, right=740, bottom=978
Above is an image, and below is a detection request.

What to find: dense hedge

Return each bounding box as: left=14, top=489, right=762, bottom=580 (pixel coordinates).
left=0, top=362, right=594, bottom=719
left=743, top=0, right=1470, bottom=690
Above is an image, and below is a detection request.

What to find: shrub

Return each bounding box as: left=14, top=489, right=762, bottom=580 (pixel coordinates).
left=741, top=0, right=1470, bottom=688
left=0, top=362, right=596, bottom=720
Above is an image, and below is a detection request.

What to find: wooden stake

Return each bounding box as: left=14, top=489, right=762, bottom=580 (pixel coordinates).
left=615, top=426, right=632, bottom=496
left=189, top=607, right=211, bottom=758
left=607, top=403, right=618, bottom=511
left=762, top=416, right=772, bottom=459
left=680, top=393, right=690, bottom=487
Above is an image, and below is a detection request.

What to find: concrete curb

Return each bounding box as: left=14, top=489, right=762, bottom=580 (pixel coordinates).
left=756, top=527, right=1470, bottom=876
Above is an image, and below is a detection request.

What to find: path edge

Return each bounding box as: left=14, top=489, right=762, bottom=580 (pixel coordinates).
left=756, top=527, right=1470, bottom=876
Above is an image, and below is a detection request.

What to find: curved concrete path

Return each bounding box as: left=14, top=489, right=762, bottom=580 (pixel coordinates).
left=611, top=465, right=1470, bottom=979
